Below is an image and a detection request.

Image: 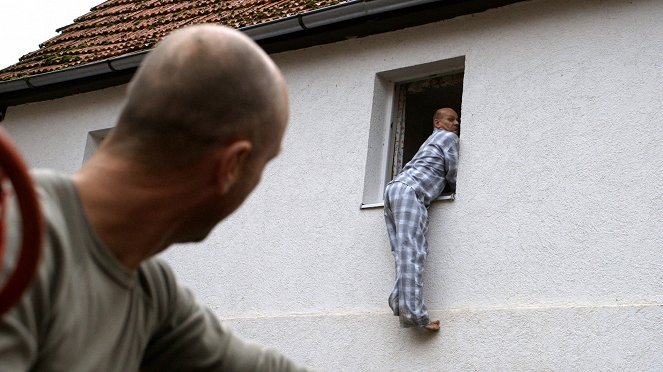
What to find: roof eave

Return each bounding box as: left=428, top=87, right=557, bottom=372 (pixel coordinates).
left=0, top=0, right=527, bottom=107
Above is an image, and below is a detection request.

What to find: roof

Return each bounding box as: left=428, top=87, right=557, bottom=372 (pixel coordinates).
left=0, top=0, right=528, bottom=107
left=0, top=0, right=347, bottom=81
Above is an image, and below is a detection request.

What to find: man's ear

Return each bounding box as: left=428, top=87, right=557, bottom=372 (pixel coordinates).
left=215, top=140, right=252, bottom=194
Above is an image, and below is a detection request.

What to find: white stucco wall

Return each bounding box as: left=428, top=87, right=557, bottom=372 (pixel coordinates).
left=2, top=0, right=662, bottom=370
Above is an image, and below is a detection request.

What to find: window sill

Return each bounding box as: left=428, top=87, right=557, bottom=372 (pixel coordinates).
left=360, top=193, right=455, bottom=210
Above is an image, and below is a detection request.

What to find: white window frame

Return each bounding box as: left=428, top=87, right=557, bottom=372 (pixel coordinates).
left=360, top=56, right=465, bottom=209
left=82, top=128, right=112, bottom=164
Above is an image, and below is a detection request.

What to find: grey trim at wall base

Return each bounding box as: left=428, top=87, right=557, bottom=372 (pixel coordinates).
left=0, top=0, right=526, bottom=107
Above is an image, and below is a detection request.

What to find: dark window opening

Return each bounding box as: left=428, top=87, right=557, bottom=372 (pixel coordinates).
left=391, top=72, right=463, bottom=195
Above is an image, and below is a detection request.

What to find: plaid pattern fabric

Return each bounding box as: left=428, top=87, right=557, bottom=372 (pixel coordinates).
left=393, top=129, right=459, bottom=206
left=384, top=181, right=430, bottom=327
left=384, top=128, right=459, bottom=327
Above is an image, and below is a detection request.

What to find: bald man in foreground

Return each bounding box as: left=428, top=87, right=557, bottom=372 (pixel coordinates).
left=0, top=25, right=309, bottom=371
left=384, top=108, right=459, bottom=331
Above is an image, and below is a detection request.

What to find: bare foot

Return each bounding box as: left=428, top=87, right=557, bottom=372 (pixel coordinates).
left=423, top=320, right=441, bottom=331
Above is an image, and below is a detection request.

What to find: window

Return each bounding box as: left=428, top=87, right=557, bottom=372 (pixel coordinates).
left=82, top=128, right=111, bottom=164
left=361, top=57, right=464, bottom=209
left=391, top=72, right=463, bottom=193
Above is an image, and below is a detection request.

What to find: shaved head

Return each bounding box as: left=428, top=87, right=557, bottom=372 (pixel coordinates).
left=108, top=25, right=288, bottom=170
left=433, top=107, right=459, bottom=135
left=433, top=108, right=457, bottom=121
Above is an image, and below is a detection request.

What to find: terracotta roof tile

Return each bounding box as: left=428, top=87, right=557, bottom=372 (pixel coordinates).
left=0, top=0, right=349, bottom=81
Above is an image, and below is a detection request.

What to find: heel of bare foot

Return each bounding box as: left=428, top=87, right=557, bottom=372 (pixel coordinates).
left=423, top=320, right=440, bottom=331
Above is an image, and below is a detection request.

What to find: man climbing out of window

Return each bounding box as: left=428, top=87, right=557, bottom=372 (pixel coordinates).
left=383, top=107, right=460, bottom=331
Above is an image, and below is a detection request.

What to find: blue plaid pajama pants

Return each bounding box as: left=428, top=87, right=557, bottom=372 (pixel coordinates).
left=384, top=181, right=430, bottom=327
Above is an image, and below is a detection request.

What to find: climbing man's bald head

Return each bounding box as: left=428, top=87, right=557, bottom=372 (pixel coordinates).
left=109, top=24, right=288, bottom=170
left=433, top=107, right=459, bottom=135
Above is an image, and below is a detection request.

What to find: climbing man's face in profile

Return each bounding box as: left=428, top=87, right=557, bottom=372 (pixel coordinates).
left=434, top=108, right=460, bottom=135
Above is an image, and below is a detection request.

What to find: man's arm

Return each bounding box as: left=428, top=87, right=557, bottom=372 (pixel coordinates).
left=0, top=304, right=38, bottom=370
left=443, top=134, right=460, bottom=188
left=140, top=260, right=310, bottom=372
left=0, top=198, right=49, bottom=371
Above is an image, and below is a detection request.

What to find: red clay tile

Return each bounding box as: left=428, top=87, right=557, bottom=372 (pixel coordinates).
left=0, top=0, right=349, bottom=81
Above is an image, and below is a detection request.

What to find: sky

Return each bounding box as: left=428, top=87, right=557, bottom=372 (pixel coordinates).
left=0, top=0, right=103, bottom=69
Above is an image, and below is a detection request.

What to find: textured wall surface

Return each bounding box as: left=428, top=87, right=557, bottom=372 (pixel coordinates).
left=3, top=0, right=662, bottom=370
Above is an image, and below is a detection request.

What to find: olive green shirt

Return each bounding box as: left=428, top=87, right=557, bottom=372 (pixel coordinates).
left=0, top=170, right=308, bottom=371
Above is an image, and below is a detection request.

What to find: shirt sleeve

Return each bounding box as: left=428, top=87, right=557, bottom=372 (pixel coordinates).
left=140, top=260, right=311, bottom=372
left=0, top=295, right=39, bottom=371
left=0, top=198, right=50, bottom=371
left=443, top=134, right=459, bottom=187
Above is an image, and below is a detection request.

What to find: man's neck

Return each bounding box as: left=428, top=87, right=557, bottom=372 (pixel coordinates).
left=71, top=152, right=216, bottom=270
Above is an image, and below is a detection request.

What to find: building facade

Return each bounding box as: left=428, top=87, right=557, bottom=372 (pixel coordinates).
left=2, top=0, right=662, bottom=369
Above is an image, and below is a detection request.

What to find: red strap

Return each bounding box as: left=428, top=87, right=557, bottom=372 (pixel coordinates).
left=0, top=129, right=43, bottom=316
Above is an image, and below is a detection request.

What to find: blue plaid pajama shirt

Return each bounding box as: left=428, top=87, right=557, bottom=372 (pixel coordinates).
left=384, top=128, right=459, bottom=327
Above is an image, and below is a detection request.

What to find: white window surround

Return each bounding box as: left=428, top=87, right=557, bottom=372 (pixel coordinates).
left=82, top=128, right=112, bottom=164
left=360, top=56, right=465, bottom=209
